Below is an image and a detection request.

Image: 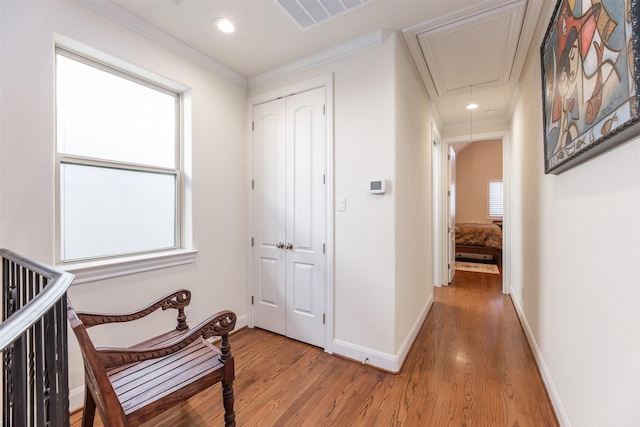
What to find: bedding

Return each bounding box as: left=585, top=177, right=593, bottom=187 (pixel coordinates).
left=455, top=223, right=502, bottom=250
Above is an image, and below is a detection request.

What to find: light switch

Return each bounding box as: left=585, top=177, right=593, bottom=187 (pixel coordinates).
left=337, top=197, right=346, bottom=212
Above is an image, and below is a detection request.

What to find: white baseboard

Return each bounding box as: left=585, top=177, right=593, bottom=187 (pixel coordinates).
left=235, top=313, right=248, bottom=331
left=333, top=293, right=433, bottom=373
left=68, top=313, right=250, bottom=412
left=509, top=288, right=570, bottom=427
left=396, top=293, right=433, bottom=370
left=69, top=385, right=84, bottom=413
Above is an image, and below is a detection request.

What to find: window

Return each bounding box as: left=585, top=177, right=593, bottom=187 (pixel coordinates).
left=56, top=49, right=181, bottom=262
left=488, top=180, right=504, bottom=218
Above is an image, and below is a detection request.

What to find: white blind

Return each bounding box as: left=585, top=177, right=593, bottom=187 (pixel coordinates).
left=489, top=181, right=503, bottom=217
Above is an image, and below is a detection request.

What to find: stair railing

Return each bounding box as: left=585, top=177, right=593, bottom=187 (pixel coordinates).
left=1, top=249, right=74, bottom=427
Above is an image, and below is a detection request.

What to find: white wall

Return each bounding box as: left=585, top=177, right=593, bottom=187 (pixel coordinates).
left=510, top=3, right=640, bottom=425
left=249, top=32, right=433, bottom=369
left=0, top=0, right=247, bottom=409
left=393, top=34, right=434, bottom=354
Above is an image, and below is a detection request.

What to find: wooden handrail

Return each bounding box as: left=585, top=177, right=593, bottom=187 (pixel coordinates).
left=0, top=249, right=74, bottom=351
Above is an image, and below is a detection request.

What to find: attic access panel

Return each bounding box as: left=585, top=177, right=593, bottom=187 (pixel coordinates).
left=402, top=0, right=535, bottom=100
left=421, top=13, right=515, bottom=93
left=417, top=3, right=525, bottom=96
left=276, top=0, right=379, bottom=30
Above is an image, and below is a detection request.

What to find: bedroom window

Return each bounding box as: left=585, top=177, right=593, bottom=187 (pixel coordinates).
left=56, top=48, right=181, bottom=263
left=488, top=180, right=504, bottom=218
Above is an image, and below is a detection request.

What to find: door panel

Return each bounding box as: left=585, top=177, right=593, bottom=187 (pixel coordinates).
left=285, top=88, right=326, bottom=348
left=292, top=262, right=313, bottom=314
left=258, top=258, right=279, bottom=305
left=255, top=256, right=285, bottom=334
left=252, top=99, right=286, bottom=335
left=293, top=108, right=313, bottom=250
left=260, top=114, right=280, bottom=245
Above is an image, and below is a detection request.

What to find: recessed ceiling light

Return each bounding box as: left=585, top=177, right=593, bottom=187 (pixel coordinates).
left=214, top=18, right=237, bottom=34
left=486, top=109, right=497, bottom=115
left=466, top=103, right=478, bottom=110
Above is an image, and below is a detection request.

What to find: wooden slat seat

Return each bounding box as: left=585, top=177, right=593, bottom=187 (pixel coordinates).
left=67, top=289, right=236, bottom=427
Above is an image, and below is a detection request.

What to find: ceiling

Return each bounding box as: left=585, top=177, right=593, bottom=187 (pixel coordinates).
left=85, top=0, right=547, bottom=132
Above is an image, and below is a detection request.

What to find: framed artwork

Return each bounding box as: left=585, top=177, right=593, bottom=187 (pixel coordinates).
left=541, top=0, right=640, bottom=174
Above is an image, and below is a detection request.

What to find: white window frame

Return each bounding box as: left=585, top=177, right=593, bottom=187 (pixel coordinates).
left=55, top=47, right=196, bottom=284
left=488, top=180, right=504, bottom=219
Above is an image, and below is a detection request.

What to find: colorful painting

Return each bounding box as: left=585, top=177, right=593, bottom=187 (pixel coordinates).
left=541, top=0, right=640, bottom=174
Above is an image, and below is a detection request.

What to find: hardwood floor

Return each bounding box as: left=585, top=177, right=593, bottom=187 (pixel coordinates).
left=70, top=269, right=558, bottom=426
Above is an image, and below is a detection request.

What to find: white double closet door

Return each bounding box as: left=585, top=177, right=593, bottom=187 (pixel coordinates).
left=252, top=87, right=326, bottom=348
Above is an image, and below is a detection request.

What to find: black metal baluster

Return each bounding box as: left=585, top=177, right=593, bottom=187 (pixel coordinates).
left=1, top=250, right=73, bottom=427
left=51, top=295, right=70, bottom=427
left=34, top=273, right=46, bottom=427
left=3, top=257, right=10, bottom=427
left=13, top=264, right=28, bottom=427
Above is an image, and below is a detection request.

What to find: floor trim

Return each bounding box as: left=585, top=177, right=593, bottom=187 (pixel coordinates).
left=332, top=293, right=433, bottom=373
left=509, top=289, right=569, bottom=426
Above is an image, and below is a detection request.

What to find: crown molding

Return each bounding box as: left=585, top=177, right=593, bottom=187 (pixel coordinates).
left=427, top=101, right=445, bottom=133
left=509, top=0, right=543, bottom=85
left=76, top=0, right=248, bottom=88
left=507, top=83, right=523, bottom=119
left=248, top=30, right=392, bottom=89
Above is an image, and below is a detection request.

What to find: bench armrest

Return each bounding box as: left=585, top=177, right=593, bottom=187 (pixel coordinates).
left=95, top=310, right=236, bottom=369
left=76, top=289, right=191, bottom=331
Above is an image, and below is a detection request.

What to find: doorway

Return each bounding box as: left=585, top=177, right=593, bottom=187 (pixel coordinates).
left=434, top=130, right=509, bottom=293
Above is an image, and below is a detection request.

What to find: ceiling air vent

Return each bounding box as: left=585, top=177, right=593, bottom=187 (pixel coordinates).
left=276, top=0, right=378, bottom=30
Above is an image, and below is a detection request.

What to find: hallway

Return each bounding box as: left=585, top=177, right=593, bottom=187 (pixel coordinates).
left=71, top=269, right=558, bottom=426
left=421, top=268, right=559, bottom=425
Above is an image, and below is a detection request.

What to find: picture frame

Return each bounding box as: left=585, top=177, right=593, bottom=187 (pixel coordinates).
left=540, top=0, right=640, bottom=174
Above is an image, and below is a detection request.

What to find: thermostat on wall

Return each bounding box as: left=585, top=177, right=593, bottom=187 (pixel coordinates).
left=369, top=179, right=386, bottom=194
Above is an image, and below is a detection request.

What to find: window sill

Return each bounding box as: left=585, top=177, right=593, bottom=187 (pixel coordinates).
left=60, top=249, right=198, bottom=285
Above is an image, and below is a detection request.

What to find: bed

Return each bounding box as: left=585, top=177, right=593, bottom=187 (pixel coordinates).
left=455, top=223, right=502, bottom=265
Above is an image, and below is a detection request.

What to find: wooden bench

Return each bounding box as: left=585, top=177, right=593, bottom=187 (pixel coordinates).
left=67, top=289, right=236, bottom=427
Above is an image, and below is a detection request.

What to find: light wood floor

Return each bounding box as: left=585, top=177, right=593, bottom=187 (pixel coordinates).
left=71, top=269, right=558, bottom=426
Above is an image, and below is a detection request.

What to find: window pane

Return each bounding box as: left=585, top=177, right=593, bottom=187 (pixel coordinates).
left=61, top=164, right=176, bottom=261
left=56, top=54, right=176, bottom=168
left=489, top=181, right=503, bottom=217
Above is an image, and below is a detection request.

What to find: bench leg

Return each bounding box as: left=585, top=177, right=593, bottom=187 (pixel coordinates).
left=82, top=386, right=96, bottom=427
left=222, top=380, right=235, bottom=427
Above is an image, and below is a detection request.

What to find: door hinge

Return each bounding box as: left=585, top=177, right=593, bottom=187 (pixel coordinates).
left=251, top=296, right=254, bottom=305
left=323, top=104, right=326, bottom=116
left=252, top=121, right=254, bottom=131
left=252, top=179, right=254, bottom=189
left=323, top=313, right=325, bottom=324
left=448, top=154, right=451, bottom=160
left=251, top=237, right=254, bottom=247
left=322, top=243, right=325, bottom=254
left=323, top=174, right=326, bottom=184
left=448, top=263, right=450, bottom=269
left=448, top=190, right=451, bottom=196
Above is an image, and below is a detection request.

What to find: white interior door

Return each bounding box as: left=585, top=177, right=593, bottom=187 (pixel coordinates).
left=448, top=146, right=456, bottom=283
left=284, top=88, right=326, bottom=347
left=252, top=98, right=287, bottom=335
left=252, top=88, right=326, bottom=348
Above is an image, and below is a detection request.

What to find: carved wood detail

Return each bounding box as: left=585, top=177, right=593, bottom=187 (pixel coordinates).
left=96, top=311, right=236, bottom=369
left=77, top=289, right=191, bottom=331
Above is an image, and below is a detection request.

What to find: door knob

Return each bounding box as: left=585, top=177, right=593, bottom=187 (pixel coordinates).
left=285, top=243, right=293, bottom=250
left=276, top=242, right=285, bottom=249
